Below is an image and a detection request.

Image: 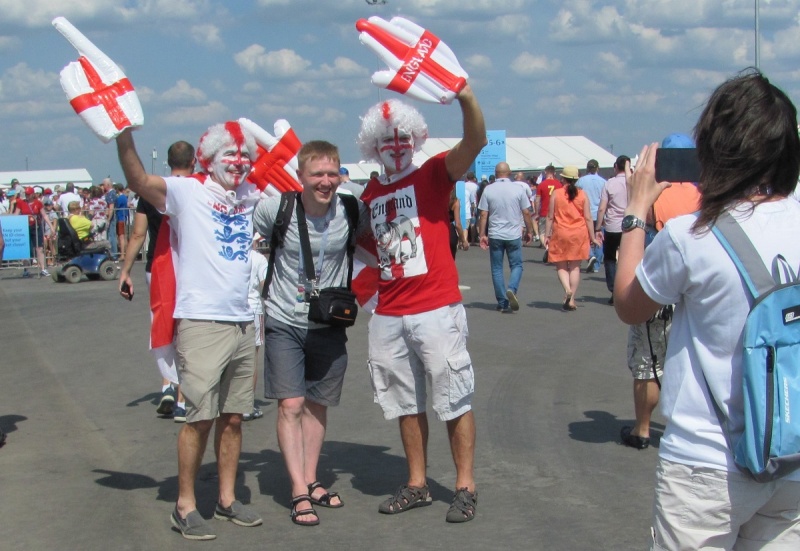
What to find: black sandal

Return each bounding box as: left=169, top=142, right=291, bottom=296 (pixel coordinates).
left=378, top=484, right=432, bottom=514
left=289, top=495, right=319, bottom=526
left=307, top=481, right=344, bottom=508
left=446, top=487, right=478, bottom=523
left=620, top=426, right=650, bottom=450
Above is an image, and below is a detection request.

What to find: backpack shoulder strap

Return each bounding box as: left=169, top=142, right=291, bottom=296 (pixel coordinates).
left=710, top=211, right=776, bottom=300
left=262, top=192, right=297, bottom=300
left=338, top=193, right=359, bottom=244
left=337, top=193, right=359, bottom=287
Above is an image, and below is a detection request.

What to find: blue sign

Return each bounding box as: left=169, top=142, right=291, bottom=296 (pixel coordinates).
left=472, top=130, right=506, bottom=181
left=1, top=216, right=31, bottom=260
left=455, top=180, right=468, bottom=229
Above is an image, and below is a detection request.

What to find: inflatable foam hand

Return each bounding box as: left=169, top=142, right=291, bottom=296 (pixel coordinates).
left=356, top=16, right=468, bottom=105
left=52, top=17, right=143, bottom=143
left=239, top=118, right=303, bottom=195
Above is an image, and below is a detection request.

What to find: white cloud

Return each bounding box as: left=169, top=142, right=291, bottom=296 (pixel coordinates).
left=160, top=79, right=207, bottom=104
left=160, top=100, right=229, bottom=125
left=0, top=63, right=58, bottom=100
left=319, top=107, right=346, bottom=124
left=403, top=0, right=526, bottom=16
left=134, top=85, right=156, bottom=105
left=510, top=52, right=561, bottom=77
left=488, top=14, right=532, bottom=39
left=0, top=36, right=18, bottom=51
left=596, top=51, right=627, bottom=78
left=535, top=94, right=578, bottom=114
left=316, top=57, right=369, bottom=78
left=190, top=24, right=223, bottom=49
left=0, top=0, right=215, bottom=26
left=466, top=54, right=492, bottom=72
left=234, top=45, right=312, bottom=77
left=550, top=1, right=626, bottom=43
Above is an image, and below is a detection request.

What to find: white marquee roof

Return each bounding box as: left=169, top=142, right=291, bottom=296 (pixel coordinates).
left=342, top=135, right=616, bottom=181
left=0, top=169, right=94, bottom=189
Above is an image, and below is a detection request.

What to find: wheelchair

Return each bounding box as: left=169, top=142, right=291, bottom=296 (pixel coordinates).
left=52, top=218, right=117, bottom=283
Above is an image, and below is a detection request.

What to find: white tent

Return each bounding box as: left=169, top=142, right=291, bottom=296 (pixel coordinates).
left=0, top=169, right=94, bottom=190
left=418, top=136, right=616, bottom=172
left=342, top=136, right=616, bottom=181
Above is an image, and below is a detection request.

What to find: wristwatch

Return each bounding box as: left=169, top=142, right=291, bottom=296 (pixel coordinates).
left=621, top=215, right=646, bottom=233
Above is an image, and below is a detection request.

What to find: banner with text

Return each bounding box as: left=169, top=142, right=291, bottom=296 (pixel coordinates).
left=1, top=216, right=32, bottom=261
left=472, top=130, right=506, bottom=181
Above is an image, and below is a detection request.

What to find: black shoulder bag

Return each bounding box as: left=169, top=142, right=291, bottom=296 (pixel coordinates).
left=296, top=197, right=359, bottom=327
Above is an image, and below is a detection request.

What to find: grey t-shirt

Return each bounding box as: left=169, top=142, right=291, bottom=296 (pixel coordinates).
left=252, top=193, right=369, bottom=328
left=477, top=178, right=531, bottom=240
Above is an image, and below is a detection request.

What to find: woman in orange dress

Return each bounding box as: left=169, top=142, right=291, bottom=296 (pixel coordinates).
left=544, top=166, right=600, bottom=310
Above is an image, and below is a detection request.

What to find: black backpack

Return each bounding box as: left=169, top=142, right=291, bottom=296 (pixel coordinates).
left=261, top=192, right=359, bottom=299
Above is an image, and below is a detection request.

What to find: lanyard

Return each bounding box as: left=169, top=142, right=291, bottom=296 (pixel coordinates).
left=295, top=198, right=333, bottom=292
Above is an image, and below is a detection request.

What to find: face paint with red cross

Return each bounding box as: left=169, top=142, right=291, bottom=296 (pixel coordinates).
left=52, top=17, right=143, bottom=143
left=378, top=127, right=415, bottom=174
left=207, top=122, right=253, bottom=189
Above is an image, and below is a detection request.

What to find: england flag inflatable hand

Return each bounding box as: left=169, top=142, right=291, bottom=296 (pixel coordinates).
left=52, top=16, right=143, bottom=143
left=356, top=16, right=468, bottom=105
left=239, top=118, right=303, bottom=197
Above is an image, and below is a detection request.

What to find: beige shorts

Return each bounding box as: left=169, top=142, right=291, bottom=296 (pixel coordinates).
left=367, top=304, right=474, bottom=421
left=254, top=312, right=264, bottom=347
left=651, top=458, right=800, bottom=550
left=627, top=307, right=671, bottom=380
left=175, top=319, right=256, bottom=423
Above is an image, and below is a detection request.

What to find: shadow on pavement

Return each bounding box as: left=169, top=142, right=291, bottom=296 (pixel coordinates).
left=92, top=440, right=454, bottom=515
left=568, top=410, right=665, bottom=448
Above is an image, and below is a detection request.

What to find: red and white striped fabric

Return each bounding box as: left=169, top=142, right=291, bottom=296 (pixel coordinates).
left=240, top=118, right=303, bottom=197
left=52, top=17, right=143, bottom=143
left=356, top=16, right=468, bottom=105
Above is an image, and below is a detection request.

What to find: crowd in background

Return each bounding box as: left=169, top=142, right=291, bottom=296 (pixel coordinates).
left=0, top=177, right=139, bottom=273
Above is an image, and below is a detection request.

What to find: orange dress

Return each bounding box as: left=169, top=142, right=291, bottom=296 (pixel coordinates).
left=548, top=188, right=589, bottom=262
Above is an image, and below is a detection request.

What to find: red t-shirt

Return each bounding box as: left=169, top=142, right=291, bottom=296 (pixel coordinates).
left=360, top=153, right=461, bottom=315
left=537, top=178, right=563, bottom=217
left=15, top=197, right=43, bottom=227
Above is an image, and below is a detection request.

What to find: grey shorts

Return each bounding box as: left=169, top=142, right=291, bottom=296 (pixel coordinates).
left=263, top=316, right=348, bottom=407
left=175, top=319, right=256, bottom=423
left=367, top=304, right=474, bottom=421
left=627, top=307, right=671, bottom=380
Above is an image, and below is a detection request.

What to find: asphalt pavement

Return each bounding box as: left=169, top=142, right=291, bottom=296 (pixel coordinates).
left=0, top=243, right=662, bottom=550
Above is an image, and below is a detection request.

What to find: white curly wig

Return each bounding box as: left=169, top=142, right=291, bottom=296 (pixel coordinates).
left=195, top=121, right=257, bottom=172
left=357, top=99, right=428, bottom=162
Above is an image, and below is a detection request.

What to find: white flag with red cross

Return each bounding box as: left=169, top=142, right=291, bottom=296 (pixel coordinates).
left=239, top=118, right=303, bottom=197
left=52, top=16, right=143, bottom=143
left=355, top=16, right=468, bottom=105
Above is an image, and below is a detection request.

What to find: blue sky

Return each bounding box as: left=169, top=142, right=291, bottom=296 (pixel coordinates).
left=1, top=0, right=799, bottom=183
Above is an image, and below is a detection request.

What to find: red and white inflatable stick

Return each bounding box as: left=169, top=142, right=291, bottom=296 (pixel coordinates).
left=239, top=118, right=303, bottom=196
left=356, top=16, right=468, bottom=104
left=52, top=17, right=143, bottom=143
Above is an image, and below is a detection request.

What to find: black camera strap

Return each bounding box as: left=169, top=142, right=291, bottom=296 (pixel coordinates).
left=294, top=198, right=319, bottom=293
left=262, top=192, right=357, bottom=302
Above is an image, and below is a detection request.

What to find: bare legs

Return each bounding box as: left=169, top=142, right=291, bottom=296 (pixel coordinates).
left=175, top=413, right=243, bottom=517
left=276, top=397, right=339, bottom=523
left=398, top=411, right=476, bottom=493
left=631, top=379, right=660, bottom=438
left=555, top=260, right=581, bottom=308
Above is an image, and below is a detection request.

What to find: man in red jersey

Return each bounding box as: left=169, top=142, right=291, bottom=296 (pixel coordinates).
left=357, top=85, right=486, bottom=523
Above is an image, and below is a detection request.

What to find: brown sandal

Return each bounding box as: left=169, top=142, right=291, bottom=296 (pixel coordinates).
left=378, top=484, right=432, bottom=514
